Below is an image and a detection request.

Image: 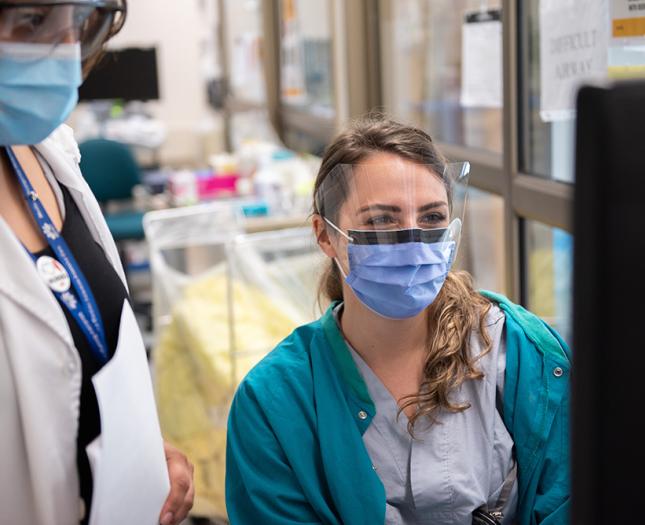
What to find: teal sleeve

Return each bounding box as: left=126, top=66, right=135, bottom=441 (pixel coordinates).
left=225, top=381, right=323, bottom=525
left=500, top=306, right=571, bottom=525
left=533, top=321, right=571, bottom=525
left=536, top=500, right=570, bottom=525
left=531, top=389, right=570, bottom=524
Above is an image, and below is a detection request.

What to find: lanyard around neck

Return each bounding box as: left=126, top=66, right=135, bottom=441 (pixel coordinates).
left=5, top=146, right=109, bottom=365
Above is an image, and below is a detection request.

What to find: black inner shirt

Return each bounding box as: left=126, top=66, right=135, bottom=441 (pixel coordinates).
left=33, top=184, right=129, bottom=524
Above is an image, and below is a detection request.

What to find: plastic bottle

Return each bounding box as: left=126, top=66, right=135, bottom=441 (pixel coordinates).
left=169, top=169, right=198, bottom=206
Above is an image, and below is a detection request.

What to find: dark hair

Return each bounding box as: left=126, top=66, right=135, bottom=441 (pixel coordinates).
left=82, top=0, right=128, bottom=77
left=313, top=113, right=493, bottom=433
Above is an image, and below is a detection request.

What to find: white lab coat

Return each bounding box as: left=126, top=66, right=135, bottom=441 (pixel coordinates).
left=0, top=125, right=128, bottom=525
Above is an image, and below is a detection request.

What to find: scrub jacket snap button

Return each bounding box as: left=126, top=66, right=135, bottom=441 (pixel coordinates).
left=553, top=367, right=564, bottom=377
left=358, top=410, right=368, bottom=420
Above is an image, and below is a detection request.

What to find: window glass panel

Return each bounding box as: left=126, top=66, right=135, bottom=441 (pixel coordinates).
left=456, top=188, right=506, bottom=295
left=522, top=0, right=576, bottom=181
left=224, top=0, right=266, bottom=104
left=283, top=128, right=328, bottom=157
left=522, top=0, right=645, bottom=181
left=525, top=220, right=573, bottom=345
left=230, top=110, right=282, bottom=151
left=381, top=0, right=502, bottom=153
left=280, top=0, right=334, bottom=118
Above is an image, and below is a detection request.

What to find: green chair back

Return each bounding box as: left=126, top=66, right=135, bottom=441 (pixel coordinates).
left=79, top=138, right=141, bottom=203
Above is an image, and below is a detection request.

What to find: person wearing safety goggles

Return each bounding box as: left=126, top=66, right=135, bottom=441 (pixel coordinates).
left=225, top=116, right=571, bottom=525
left=0, top=2, right=194, bottom=525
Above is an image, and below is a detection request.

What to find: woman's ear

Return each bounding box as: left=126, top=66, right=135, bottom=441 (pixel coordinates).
left=312, top=215, right=338, bottom=259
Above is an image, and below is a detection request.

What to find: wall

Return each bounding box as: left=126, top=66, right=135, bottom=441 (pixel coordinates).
left=71, top=0, right=225, bottom=167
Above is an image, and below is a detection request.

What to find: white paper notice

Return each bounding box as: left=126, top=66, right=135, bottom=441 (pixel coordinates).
left=461, top=11, right=503, bottom=108
left=540, top=0, right=610, bottom=121
left=88, top=300, right=170, bottom=525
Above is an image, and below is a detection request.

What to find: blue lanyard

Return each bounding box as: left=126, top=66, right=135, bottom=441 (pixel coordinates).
left=5, top=146, right=109, bottom=365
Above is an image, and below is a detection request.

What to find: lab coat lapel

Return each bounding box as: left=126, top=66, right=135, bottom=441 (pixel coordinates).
left=0, top=218, right=75, bottom=350
left=34, top=136, right=128, bottom=289
left=0, top=128, right=128, bottom=353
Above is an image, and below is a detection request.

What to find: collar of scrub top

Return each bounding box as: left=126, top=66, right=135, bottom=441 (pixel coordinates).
left=4, top=146, right=110, bottom=365
left=320, top=301, right=375, bottom=431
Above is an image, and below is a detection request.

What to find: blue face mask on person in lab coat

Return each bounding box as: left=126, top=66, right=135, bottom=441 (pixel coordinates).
left=326, top=219, right=459, bottom=319
left=0, top=42, right=82, bottom=145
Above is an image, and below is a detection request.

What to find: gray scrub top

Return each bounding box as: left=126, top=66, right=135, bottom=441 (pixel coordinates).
left=334, top=304, right=518, bottom=525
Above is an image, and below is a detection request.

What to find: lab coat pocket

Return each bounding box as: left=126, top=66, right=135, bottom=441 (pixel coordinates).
left=87, top=299, right=170, bottom=525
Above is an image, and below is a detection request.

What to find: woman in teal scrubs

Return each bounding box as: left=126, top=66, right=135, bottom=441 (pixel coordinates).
left=226, top=116, right=571, bottom=525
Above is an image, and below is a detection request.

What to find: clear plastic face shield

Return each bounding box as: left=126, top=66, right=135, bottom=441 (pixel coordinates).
left=315, top=158, right=470, bottom=319
left=0, top=0, right=125, bottom=61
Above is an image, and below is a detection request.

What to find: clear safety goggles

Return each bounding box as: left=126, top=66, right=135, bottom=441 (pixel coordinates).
left=0, top=0, right=125, bottom=60
left=315, top=160, right=470, bottom=248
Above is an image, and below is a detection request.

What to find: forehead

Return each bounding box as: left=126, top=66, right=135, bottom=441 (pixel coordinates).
left=347, top=153, right=447, bottom=203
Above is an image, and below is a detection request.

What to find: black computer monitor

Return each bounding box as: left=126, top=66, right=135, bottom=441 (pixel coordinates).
left=79, top=47, right=160, bottom=102
left=572, top=80, right=645, bottom=524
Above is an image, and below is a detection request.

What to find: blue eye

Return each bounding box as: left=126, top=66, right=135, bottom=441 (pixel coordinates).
left=365, top=215, right=396, bottom=227
left=419, top=212, right=446, bottom=225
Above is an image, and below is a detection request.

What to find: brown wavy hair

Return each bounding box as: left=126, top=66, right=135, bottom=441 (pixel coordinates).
left=313, top=114, right=493, bottom=433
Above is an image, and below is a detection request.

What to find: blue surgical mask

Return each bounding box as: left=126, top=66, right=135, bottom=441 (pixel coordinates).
left=326, top=219, right=458, bottom=319
left=0, top=42, right=82, bottom=145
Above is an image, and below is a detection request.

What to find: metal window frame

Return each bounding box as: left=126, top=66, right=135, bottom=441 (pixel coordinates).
left=376, top=0, right=574, bottom=303
left=273, top=0, right=338, bottom=147
left=261, top=0, right=573, bottom=304
left=217, top=0, right=282, bottom=151
left=260, top=0, right=382, bottom=146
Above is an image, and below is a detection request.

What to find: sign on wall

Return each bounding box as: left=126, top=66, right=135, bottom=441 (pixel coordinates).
left=539, top=0, right=609, bottom=121
left=612, top=0, right=645, bottom=39
left=460, top=9, right=503, bottom=108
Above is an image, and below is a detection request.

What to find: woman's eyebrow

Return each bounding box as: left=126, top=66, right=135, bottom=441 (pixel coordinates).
left=357, top=204, right=402, bottom=214
left=417, top=201, right=448, bottom=212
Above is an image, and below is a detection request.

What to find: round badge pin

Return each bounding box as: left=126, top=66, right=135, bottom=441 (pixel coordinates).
left=36, top=255, right=71, bottom=293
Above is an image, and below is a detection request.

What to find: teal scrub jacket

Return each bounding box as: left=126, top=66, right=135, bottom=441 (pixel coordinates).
left=225, top=291, right=572, bottom=525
